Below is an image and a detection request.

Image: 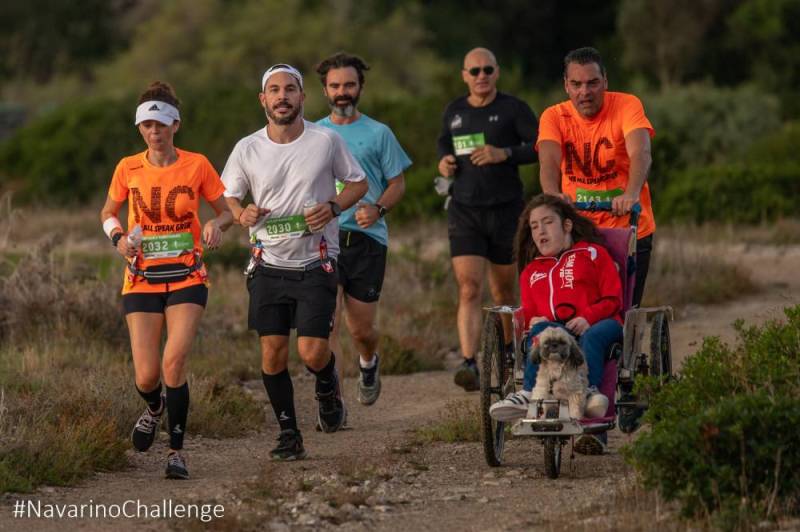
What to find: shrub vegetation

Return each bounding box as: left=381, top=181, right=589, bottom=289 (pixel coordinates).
left=626, top=306, right=800, bottom=529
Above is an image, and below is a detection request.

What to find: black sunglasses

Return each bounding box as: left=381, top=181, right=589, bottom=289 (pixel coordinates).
left=466, top=66, right=495, bottom=77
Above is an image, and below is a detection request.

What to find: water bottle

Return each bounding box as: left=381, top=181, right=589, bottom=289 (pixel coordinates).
left=303, top=199, right=321, bottom=233
left=127, top=225, right=143, bottom=247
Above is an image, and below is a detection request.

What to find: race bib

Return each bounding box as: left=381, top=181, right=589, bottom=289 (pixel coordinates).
left=453, top=132, right=486, bottom=155
left=575, top=188, right=624, bottom=204
left=259, top=214, right=309, bottom=243
left=141, top=232, right=194, bottom=259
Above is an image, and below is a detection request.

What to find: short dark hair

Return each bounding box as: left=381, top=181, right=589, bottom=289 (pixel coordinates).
left=138, top=81, right=180, bottom=109
left=563, top=47, right=606, bottom=77
left=315, top=52, right=370, bottom=86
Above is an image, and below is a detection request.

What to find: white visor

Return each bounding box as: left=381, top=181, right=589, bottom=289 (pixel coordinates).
left=261, top=64, right=304, bottom=91
left=135, top=101, right=180, bottom=126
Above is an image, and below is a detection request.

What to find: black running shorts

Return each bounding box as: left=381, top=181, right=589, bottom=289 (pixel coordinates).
left=122, top=284, right=208, bottom=315
left=447, top=198, right=524, bottom=265
left=247, top=262, right=337, bottom=339
left=337, top=230, right=388, bottom=303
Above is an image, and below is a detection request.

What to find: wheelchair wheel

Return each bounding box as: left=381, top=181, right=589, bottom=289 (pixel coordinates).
left=543, top=437, right=561, bottom=479
left=649, top=311, right=672, bottom=381
left=480, top=312, right=508, bottom=467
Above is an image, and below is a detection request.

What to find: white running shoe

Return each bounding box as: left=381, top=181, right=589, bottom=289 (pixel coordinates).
left=489, top=391, right=531, bottom=422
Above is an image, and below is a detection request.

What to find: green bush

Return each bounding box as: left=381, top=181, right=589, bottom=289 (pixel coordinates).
left=643, top=84, right=781, bottom=194
left=0, top=97, right=138, bottom=202
left=656, top=162, right=800, bottom=224
left=625, top=306, right=800, bottom=527
left=741, top=121, right=800, bottom=166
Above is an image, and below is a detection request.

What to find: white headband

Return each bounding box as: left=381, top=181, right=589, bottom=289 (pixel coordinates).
left=135, top=100, right=180, bottom=126
left=261, top=64, right=304, bottom=91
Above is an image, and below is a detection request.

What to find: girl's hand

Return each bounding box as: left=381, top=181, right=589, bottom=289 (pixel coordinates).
left=566, top=317, right=590, bottom=336
left=203, top=219, right=223, bottom=249
left=529, top=316, right=547, bottom=328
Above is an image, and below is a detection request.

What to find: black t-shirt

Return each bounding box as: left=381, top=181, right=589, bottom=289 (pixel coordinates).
left=436, top=92, right=539, bottom=207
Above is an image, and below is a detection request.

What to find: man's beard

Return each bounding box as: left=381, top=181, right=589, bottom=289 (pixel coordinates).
left=265, top=102, right=302, bottom=125
left=328, top=93, right=360, bottom=118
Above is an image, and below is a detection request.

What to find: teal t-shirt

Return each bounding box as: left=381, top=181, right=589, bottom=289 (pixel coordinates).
left=316, top=114, right=412, bottom=246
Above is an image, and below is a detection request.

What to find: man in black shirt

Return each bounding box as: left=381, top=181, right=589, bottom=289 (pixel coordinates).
left=437, top=47, right=539, bottom=391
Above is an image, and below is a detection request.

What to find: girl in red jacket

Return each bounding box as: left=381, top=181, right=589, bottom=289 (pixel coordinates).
left=490, top=194, right=623, bottom=454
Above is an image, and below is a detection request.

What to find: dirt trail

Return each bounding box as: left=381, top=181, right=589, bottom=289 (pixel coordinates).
left=2, top=244, right=798, bottom=531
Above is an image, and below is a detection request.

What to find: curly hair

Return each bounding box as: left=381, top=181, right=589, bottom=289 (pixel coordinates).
left=315, top=52, right=370, bottom=86
left=138, top=81, right=180, bottom=109
left=512, top=194, right=605, bottom=272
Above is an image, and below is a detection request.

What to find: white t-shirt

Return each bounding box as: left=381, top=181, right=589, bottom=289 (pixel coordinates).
left=222, top=120, right=366, bottom=267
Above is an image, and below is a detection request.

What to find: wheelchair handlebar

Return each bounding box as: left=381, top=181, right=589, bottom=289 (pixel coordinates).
left=574, top=201, right=641, bottom=229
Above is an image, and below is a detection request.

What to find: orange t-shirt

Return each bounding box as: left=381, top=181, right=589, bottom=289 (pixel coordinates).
left=536, top=92, right=656, bottom=238
left=107, top=148, right=225, bottom=294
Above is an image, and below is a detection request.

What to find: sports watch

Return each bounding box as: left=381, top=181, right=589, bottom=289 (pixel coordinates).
left=328, top=200, right=342, bottom=217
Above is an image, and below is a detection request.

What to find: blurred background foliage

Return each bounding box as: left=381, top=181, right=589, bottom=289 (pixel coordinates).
left=0, top=0, right=798, bottom=224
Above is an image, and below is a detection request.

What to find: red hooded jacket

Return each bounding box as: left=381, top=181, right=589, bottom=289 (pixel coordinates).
left=519, top=240, right=622, bottom=327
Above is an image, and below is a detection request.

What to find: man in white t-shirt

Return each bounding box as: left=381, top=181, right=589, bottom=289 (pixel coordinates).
left=222, top=64, right=367, bottom=461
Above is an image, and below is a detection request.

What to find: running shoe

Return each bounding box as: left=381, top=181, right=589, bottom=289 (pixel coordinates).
left=453, top=358, right=480, bottom=391
left=316, top=369, right=347, bottom=433
left=357, top=355, right=381, bottom=406
left=270, top=429, right=307, bottom=461
left=574, top=432, right=608, bottom=455
left=131, top=395, right=164, bottom=452
left=165, top=451, right=189, bottom=479
left=489, top=391, right=531, bottom=421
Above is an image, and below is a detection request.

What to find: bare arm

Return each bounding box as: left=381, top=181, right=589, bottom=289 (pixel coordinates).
left=202, top=195, right=234, bottom=249
left=225, top=196, right=269, bottom=227
left=613, top=128, right=652, bottom=215
left=305, top=179, right=368, bottom=230
left=100, top=196, right=135, bottom=257
left=355, top=173, right=406, bottom=228
left=538, top=140, right=566, bottom=199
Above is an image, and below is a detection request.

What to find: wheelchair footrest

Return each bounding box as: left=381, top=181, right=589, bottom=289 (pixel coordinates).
left=512, top=418, right=583, bottom=437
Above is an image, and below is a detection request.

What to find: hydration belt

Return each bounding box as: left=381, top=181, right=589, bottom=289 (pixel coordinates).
left=128, top=253, right=204, bottom=285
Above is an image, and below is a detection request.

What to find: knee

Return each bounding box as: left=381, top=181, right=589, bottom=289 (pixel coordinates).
left=298, top=342, right=329, bottom=370
left=161, top=357, right=186, bottom=387
left=135, top=374, right=161, bottom=392
left=349, top=323, right=375, bottom=345
left=261, top=343, right=289, bottom=374
left=458, top=280, right=482, bottom=302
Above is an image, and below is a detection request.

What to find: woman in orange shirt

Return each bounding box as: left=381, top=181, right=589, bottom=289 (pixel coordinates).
left=99, top=81, right=232, bottom=479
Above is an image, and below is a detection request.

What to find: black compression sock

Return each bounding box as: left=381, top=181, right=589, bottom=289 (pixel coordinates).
left=166, top=383, right=189, bottom=450
left=262, top=370, right=298, bottom=432
left=136, top=383, right=164, bottom=413
left=307, top=353, right=336, bottom=394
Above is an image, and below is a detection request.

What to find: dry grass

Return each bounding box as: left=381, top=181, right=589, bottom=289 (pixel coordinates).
left=413, top=398, right=482, bottom=443
left=643, top=236, right=758, bottom=308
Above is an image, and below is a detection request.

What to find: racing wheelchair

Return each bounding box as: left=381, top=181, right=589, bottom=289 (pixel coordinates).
left=479, top=202, right=673, bottom=478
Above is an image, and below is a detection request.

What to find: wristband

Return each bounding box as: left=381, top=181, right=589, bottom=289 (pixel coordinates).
left=103, top=217, right=122, bottom=238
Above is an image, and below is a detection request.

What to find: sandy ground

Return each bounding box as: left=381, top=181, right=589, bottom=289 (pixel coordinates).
left=1, top=243, right=799, bottom=531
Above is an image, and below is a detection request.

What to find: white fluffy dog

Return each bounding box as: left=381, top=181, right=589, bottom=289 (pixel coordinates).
left=529, top=326, right=600, bottom=419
